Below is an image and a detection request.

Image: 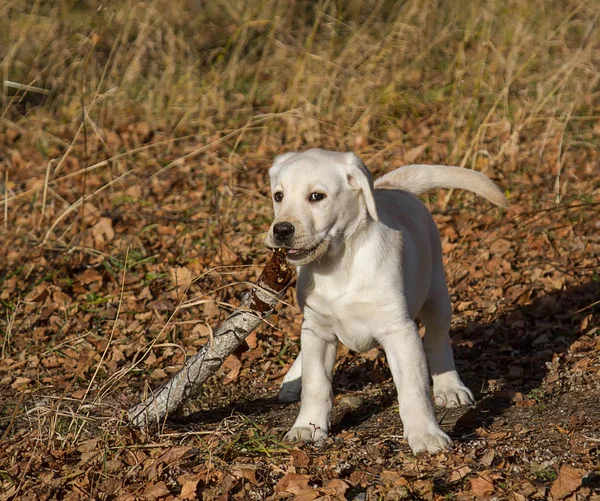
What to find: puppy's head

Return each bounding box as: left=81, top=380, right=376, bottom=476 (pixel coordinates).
left=265, top=148, right=379, bottom=265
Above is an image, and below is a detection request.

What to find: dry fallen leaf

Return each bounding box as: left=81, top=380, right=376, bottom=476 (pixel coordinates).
left=290, top=449, right=310, bottom=469
left=158, top=446, right=191, bottom=465
left=92, top=217, right=115, bottom=249
left=220, top=354, right=242, bottom=385
left=480, top=449, right=496, bottom=467
left=471, top=473, right=494, bottom=496
left=322, top=478, right=350, bottom=497
left=232, top=464, right=258, bottom=484
left=275, top=473, right=311, bottom=494
left=549, top=464, right=583, bottom=500
left=291, top=489, right=320, bottom=501
left=489, top=238, right=512, bottom=256
left=450, top=465, right=471, bottom=482
left=142, top=481, right=170, bottom=500
left=77, top=438, right=99, bottom=453
left=180, top=479, right=198, bottom=500
left=24, top=283, right=48, bottom=303
left=11, top=377, right=32, bottom=390
left=245, top=330, right=258, bottom=349
left=214, top=243, right=238, bottom=265
left=169, top=266, right=194, bottom=292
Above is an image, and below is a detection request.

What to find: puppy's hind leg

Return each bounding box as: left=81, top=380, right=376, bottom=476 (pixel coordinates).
left=419, top=281, right=474, bottom=408
left=279, top=351, right=302, bottom=403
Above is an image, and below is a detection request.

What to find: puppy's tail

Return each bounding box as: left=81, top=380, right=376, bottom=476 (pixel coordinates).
left=374, top=164, right=509, bottom=207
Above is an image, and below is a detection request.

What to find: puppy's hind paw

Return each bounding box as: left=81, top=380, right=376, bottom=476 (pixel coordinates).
left=284, top=426, right=327, bottom=444
left=278, top=379, right=302, bottom=403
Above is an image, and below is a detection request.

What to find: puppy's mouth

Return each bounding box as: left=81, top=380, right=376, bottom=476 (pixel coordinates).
left=269, top=240, right=329, bottom=265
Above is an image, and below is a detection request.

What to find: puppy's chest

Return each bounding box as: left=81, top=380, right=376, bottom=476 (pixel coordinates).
left=301, top=280, right=391, bottom=353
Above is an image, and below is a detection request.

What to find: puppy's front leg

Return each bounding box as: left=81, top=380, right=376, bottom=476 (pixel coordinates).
left=379, top=322, right=451, bottom=454
left=285, top=328, right=337, bottom=443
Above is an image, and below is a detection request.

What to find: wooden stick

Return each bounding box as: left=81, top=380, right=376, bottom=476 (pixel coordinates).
left=128, top=250, right=293, bottom=429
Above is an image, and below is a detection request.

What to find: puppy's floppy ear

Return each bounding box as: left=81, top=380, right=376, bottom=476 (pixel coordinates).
left=269, top=152, right=297, bottom=183
left=345, top=153, right=379, bottom=222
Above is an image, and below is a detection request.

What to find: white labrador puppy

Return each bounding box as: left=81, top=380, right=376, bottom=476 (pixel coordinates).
left=265, top=148, right=507, bottom=453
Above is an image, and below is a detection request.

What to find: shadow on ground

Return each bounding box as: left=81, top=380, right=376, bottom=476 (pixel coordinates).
left=166, top=280, right=600, bottom=440
left=453, top=280, right=599, bottom=436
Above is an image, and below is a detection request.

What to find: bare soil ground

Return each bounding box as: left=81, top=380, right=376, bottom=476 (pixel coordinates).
left=1, top=1, right=599, bottom=500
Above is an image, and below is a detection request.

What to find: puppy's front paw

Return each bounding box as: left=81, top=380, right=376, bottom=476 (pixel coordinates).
left=434, top=382, right=474, bottom=408
left=285, top=426, right=327, bottom=444
left=405, top=424, right=451, bottom=454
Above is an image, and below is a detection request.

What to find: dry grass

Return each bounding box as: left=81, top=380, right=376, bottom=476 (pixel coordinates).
left=2, top=0, right=598, bottom=161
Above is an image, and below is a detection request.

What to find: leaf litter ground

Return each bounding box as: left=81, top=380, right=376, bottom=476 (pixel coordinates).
left=0, top=124, right=599, bottom=501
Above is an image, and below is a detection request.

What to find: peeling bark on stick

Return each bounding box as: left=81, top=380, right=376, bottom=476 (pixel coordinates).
left=128, top=250, right=293, bottom=429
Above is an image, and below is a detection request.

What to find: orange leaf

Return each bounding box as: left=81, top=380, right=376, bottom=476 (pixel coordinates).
left=180, top=479, right=198, bottom=500
left=549, top=464, right=583, bottom=500
left=221, top=354, right=242, bottom=385
left=275, top=473, right=311, bottom=494
left=471, top=474, right=494, bottom=496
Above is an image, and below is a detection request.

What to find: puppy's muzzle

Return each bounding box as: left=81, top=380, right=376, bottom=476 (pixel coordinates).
left=272, top=221, right=295, bottom=245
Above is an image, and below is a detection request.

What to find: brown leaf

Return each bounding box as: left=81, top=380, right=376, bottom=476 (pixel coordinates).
left=25, top=283, right=48, bottom=303
left=105, top=459, right=123, bottom=473
left=347, top=469, right=368, bottom=487
left=92, top=217, right=114, bottom=249
left=135, top=122, right=153, bottom=142
left=78, top=269, right=103, bottom=286
left=80, top=450, right=100, bottom=465
left=291, top=489, right=319, bottom=501
left=214, top=243, right=238, bottom=265
left=450, top=465, right=471, bottom=482
left=11, top=377, right=32, bottom=390
left=413, top=479, right=433, bottom=501
left=245, top=331, right=258, bottom=349
left=0, top=480, right=17, bottom=500
left=158, top=446, right=191, bottom=465
left=52, top=290, right=72, bottom=311
left=275, top=473, right=311, bottom=494
left=77, top=438, right=99, bottom=453
left=480, top=449, right=495, bottom=467
left=549, top=464, right=583, bottom=500
left=169, top=266, right=194, bottom=292
left=322, top=478, right=349, bottom=497
left=124, top=183, right=141, bottom=198
left=471, top=473, right=494, bottom=496
left=489, top=238, right=512, bottom=256
left=150, top=368, right=167, bottom=380
left=221, top=354, right=242, bottom=385
left=180, top=479, right=198, bottom=500
left=142, top=481, right=170, bottom=500
left=290, top=449, right=310, bottom=468
left=380, top=470, right=404, bottom=484
left=232, top=463, right=258, bottom=484
left=5, top=127, right=20, bottom=143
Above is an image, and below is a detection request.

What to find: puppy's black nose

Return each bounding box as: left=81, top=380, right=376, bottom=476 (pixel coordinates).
left=273, top=221, right=295, bottom=243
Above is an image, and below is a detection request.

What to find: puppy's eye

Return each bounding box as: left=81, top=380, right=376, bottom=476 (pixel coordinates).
left=308, top=192, right=326, bottom=202
left=273, top=192, right=283, bottom=203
